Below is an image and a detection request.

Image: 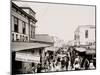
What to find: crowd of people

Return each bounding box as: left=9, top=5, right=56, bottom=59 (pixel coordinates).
left=31, top=47, right=96, bottom=73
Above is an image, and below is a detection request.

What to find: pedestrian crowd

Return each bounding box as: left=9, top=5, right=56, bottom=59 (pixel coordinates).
left=31, top=47, right=96, bottom=73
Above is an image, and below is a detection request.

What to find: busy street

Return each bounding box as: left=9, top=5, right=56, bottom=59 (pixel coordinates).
left=11, top=1, right=96, bottom=74
left=30, top=46, right=96, bottom=73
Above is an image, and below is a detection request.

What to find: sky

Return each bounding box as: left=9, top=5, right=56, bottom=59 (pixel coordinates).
left=13, top=0, right=95, bottom=42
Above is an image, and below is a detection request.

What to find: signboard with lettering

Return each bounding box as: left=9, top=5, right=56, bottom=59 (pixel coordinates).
left=15, top=52, right=40, bottom=63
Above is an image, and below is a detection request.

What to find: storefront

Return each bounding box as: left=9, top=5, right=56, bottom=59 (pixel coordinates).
left=12, top=42, right=50, bottom=74
left=15, top=51, right=40, bottom=73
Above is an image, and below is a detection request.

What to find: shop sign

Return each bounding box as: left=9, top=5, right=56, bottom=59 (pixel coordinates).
left=15, top=52, right=40, bottom=63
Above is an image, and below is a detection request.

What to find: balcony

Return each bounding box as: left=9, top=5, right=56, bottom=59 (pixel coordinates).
left=12, top=32, right=29, bottom=42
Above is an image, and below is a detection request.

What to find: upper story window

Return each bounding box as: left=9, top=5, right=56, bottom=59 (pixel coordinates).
left=30, top=25, right=35, bottom=39
left=31, top=30, right=32, bottom=38
left=22, top=21, right=26, bottom=34
left=14, top=17, right=19, bottom=33
left=33, top=32, right=35, bottom=38
left=85, top=30, right=88, bottom=38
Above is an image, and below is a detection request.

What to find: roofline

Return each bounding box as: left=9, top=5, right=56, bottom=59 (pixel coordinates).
left=34, top=40, right=54, bottom=43
left=74, top=25, right=95, bottom=33
left=20, top=7, right=36, bottom=14
left=78, top=25, right=95, bottom=28
left=12, top=2, right=37, bottom=22
left=12, top=0, right=96, bottom=7
left=35, top=34, right=49, bottom=36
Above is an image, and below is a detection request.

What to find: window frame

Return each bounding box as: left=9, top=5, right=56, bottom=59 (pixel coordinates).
left=14, top=17, right=19, bottom=33
left=85, top=30, right=88, bottom=38
left=22, top=21, right=26, bottom=34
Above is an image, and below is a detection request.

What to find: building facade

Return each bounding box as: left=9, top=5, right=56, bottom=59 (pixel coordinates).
left=11, top=2, right=37, bottom=42
left=74, top=25, right=95, bottom=46
left=11, top=2, right=50, bottom=74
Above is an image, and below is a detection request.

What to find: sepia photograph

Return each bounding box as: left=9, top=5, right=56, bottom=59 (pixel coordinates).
left=11, top=0, right=96, bottom=74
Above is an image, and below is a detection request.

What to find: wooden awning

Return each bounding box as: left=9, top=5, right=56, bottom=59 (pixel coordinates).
left=11, top=42, right=50, bottom=51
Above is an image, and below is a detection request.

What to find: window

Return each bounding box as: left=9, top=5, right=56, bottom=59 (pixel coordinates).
left=22, top=21, right=26, bottom=34
left=31, top=26, right=33, bottom=38
left=31, top=26, right=35, bottom=39
left=85, top=30, right=88, bottom=38
left=31, top=30, right=32, bottom=38
left=14, top=17, right=19, bottom=32
left=33, top=32, right=35, bottom=38
left=33, top=26, right=35, bottom=32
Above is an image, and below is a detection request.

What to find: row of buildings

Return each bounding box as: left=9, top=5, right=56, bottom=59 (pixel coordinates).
left=67, top=25, right=95, bottom=46
left=67, top=25, right=96, bottom=56
left=11, top=1, right=96, bottom=74
left=74, top=25, right=95, bottom=46
left=11, top=2, right=54, bottom=74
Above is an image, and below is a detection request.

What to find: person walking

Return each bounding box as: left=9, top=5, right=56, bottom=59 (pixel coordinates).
left=73, top=55, right=81, bottom=70
left=55, top=61, right=61, bottom=71
left=55, top=58, right=61, bottom=71
left=65, top=55, right=69, bottom=71
left=61, top=57, right=66, bottom=71
left=89, top=60, right=95, bottom=70
left=37, top=63, right=41, bottom=73
left=83, top=58, right=89, bottom=70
